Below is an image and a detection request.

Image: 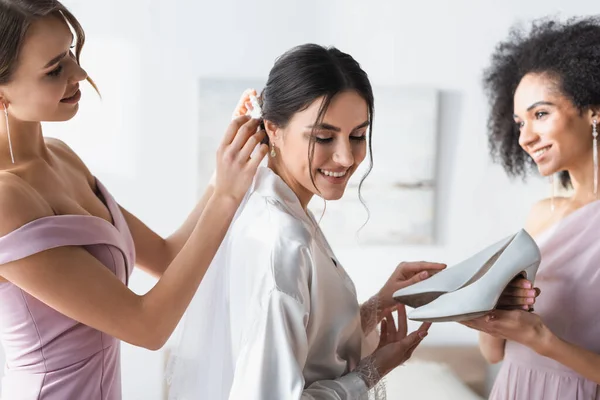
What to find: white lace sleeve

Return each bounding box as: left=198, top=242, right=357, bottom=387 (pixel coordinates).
left=355, top=354, right=387, bottom=400
left=360, top=295, right=381, bottom=336
left=356, top=295, right=388, bottom=399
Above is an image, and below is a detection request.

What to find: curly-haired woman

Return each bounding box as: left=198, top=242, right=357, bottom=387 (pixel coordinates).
left=461, top=17, right=600, bottom=400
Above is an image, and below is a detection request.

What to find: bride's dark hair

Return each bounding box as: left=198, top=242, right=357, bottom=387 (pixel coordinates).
left=259, top=43, right=374, bottom=204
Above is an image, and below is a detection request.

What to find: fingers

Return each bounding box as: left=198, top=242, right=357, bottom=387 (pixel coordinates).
left=220, top=115, right=251, bottom=148
left=498, top=278, right=539, bottom=309
left=386, top=311, right=397, bottom=338
left=396, top=261, right=447, bottom=279
left=239, top=130, right=267, bottom=161
left=417, top=322, right=431, bottom=336
left=379, top=319, right=389, bottom=347
left=501, top=286, right=538, bottom=298
left=403, top=271, right=431, bottom=287
left=497, top=304, right=532, bottom=311
left=460, top=320, right=475, bottom=329
left=375, top=324, right=430, bottom=372
left=509, top=277, right=533, bottom=289
left=488, top=309, right=520, bottom=320
left=230, top=118, right=262, bottom=152
left=401, top=329, right=427, bottom=354
left=460, top=315, right=492, bottom=331
left=405, top=331, right=426, bottom=359
left=394, top=269, right=439, bottom=292
left=395, top=305, right=407, bottom=338
left=248, top=143, right=269, bottom=170
left=497, top=294, right=536, bottom=307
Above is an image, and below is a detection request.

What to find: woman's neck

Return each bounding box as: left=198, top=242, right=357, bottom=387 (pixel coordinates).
left=267, top=160, right=314, bottom=210
left=564, top=151, right=599, bottom=205
left=0, top=117, right=48, bottom=166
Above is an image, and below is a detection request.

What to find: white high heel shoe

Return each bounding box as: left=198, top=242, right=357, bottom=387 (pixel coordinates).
left=393, top=234, right=516, bottom=308
left=396, top=229, right=541, bottom=323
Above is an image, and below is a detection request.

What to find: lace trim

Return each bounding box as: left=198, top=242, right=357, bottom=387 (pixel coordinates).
left=356, top=353, right=386, bottom=400
left=360, top=295, right=380, bottom=335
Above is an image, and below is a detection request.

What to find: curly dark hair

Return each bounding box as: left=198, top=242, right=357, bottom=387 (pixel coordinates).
left=483, top=16, right=600, bottom=188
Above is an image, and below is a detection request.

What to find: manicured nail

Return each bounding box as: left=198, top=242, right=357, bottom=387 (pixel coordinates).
left=527, top=298, right=534, bottom=304
left=523, top=281, right=532, bottom=288
left=419, top=331, right=428, bottom=339
left=420, top=271, right=428, bottom=279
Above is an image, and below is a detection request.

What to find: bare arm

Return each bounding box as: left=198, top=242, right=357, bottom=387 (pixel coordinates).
left=121, top=178, right=214, bottom=279
left=543, top=335, right=600, bottom=384
left=0, top=116, right=268, bottom=350
left=478, top=332, right=506, bottom=364
left=477, top=198, right=555, bottom=363
left=472, top=308, right=600, bottom=383
left=133, top=90, right=258, bottom=277
left=49, top=130, right=218, bottom=280
left=0, top=193, right=237, bottom=350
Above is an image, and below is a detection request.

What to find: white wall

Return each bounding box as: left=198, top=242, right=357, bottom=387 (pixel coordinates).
left=2, top=1, right=598, bottom=398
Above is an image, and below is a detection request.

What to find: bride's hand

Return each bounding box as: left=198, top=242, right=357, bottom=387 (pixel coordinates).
left=377, top=261, right=446, bottom=312
left=371, top=306, right=430, bottom=377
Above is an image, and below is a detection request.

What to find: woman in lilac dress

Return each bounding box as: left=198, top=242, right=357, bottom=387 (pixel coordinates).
left=0, top=1, right=269, bottom=399
left=463, top=17, right=600, bottom=400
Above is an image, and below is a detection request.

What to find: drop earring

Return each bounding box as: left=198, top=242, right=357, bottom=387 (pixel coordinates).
left=549, top=173, right=555, bottom=212
left=593, top=119, right=598, bottom=197
left=3, top=103, right=14, bottom=164
left=270, top=142, right=276, bottom=158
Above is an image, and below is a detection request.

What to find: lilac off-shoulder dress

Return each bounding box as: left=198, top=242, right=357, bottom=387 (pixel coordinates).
left=0, top=180, right=135, bottom=399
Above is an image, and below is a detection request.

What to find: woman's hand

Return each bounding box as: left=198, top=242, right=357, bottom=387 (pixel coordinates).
left=213, top=115, right=268, bottom=205
left=371, top=306, right=430, bottom=377
left=496, top=276, right=540, bottom=311
left=462, top=309, right=553, bottom=356
left=377, top=261, right=447, bottom=312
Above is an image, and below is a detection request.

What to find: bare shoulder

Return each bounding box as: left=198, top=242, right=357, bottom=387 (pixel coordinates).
left=0, top=172, right=54, bottom=237
left=525, top=197, right=568, bottom=237
left=45, top=137, right=94, bottom=185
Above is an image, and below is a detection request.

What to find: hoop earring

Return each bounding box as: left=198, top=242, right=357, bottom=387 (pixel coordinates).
left=3, top=103, right=14, bottom=164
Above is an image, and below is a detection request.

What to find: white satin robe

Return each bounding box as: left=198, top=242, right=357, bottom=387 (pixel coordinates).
left=169, top=167, right=378, bottom=400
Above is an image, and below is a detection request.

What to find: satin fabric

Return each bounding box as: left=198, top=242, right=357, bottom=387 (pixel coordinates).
left=168, top=167, right=378, bottom=400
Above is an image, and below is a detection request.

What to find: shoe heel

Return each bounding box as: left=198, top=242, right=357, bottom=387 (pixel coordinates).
left=518, top=261, right=540, bottom=282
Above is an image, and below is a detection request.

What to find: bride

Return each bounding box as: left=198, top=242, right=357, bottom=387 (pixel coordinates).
left=167, top=43, right=446, bottom=399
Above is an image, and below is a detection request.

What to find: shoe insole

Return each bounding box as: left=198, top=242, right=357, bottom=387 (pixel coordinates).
left=396, top=235, right=515, bottom=309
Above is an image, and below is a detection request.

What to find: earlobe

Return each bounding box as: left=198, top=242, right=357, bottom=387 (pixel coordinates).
left=0, top=93, right=10, bottom=110
left=263, top=120, right=280, bottom=145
